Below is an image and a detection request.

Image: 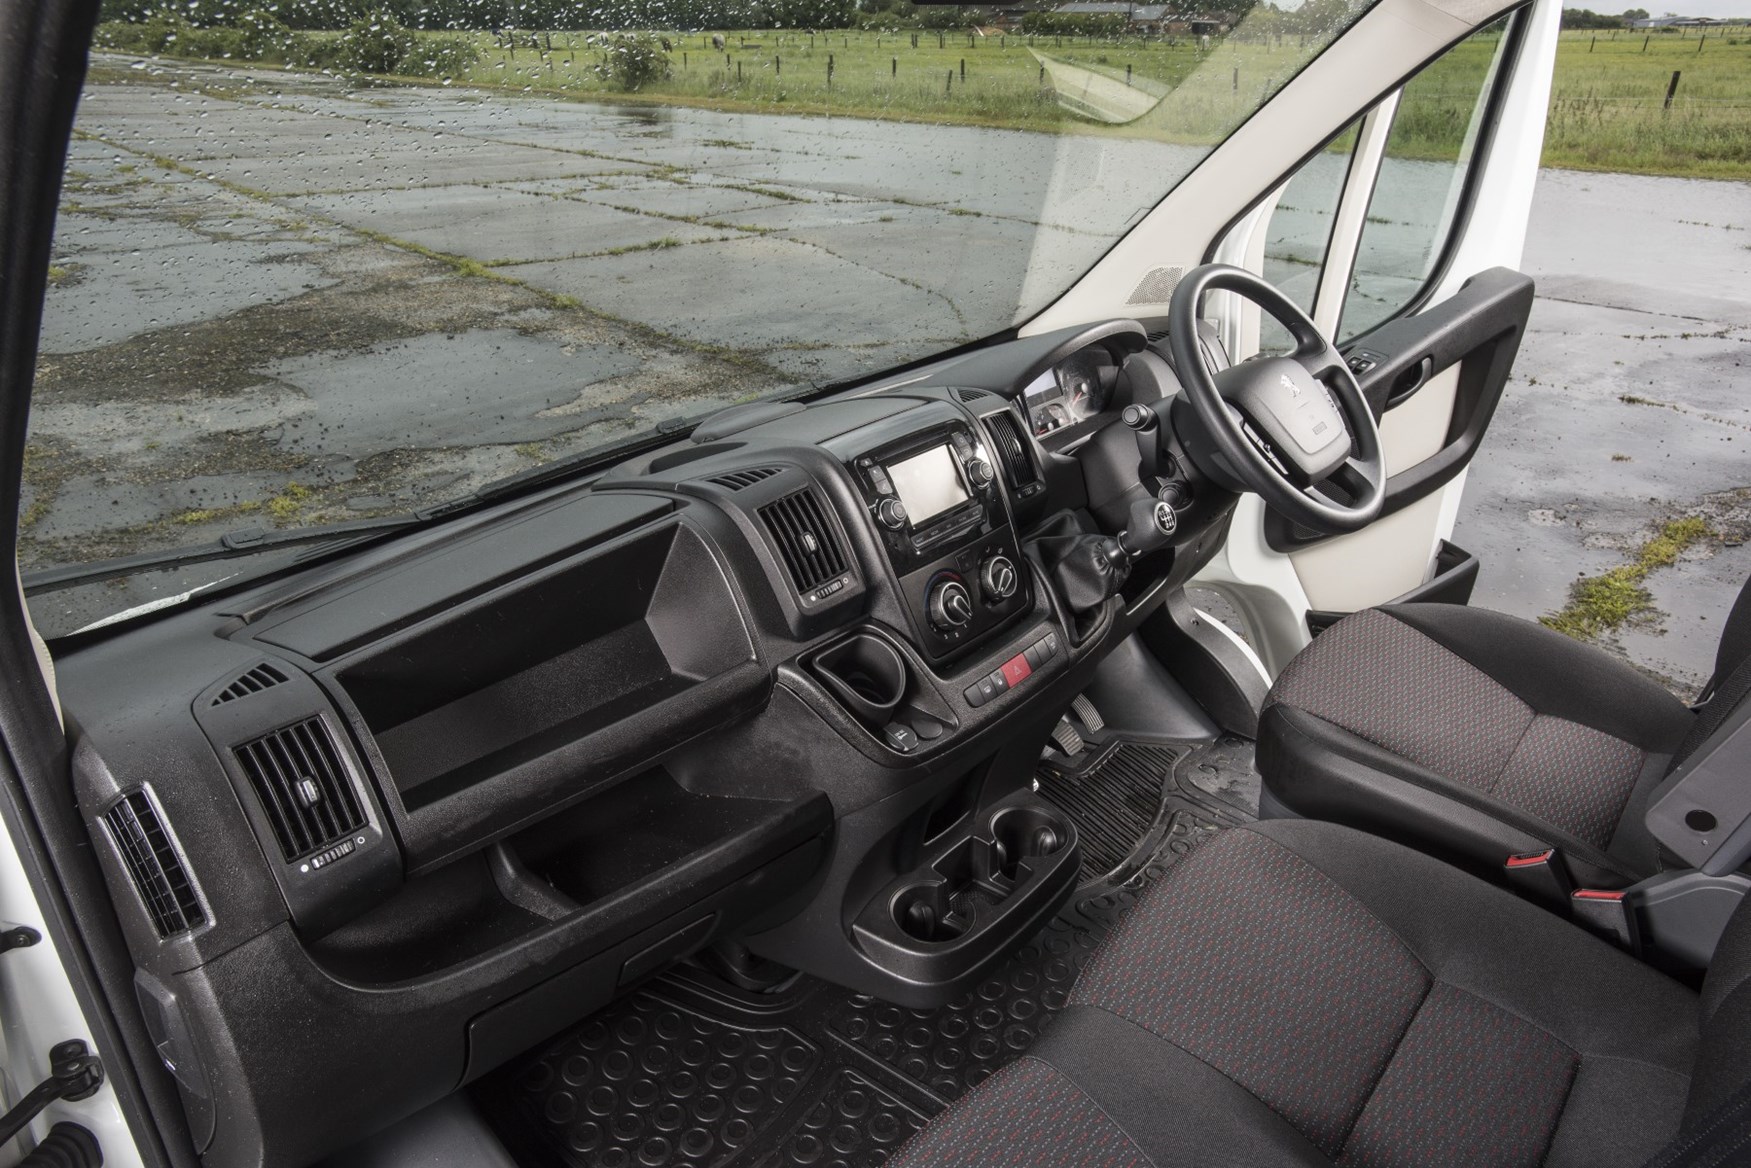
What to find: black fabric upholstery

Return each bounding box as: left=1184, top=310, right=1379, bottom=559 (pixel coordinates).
left=1259, top=604, right=1696, bottom=885
left=1259, top=702, right=1643, bottom=888
left=891, top=821, right=1712, bottom=1168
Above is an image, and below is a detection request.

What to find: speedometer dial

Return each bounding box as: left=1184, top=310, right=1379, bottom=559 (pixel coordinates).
left=1056, top=352, right=1108, bottom=424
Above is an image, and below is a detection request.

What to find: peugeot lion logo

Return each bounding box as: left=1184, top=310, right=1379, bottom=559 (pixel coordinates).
left=1280, top=373, right=1301, bottom=397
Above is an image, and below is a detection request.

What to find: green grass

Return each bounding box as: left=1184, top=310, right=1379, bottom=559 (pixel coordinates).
left=1540, top=515, right=1716, bottom=640
left=94, top=19, right=1751, bottom=179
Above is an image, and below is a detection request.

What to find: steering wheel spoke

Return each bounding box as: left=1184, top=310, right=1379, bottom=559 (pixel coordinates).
left=1168, top=264, right=1385, bottom=535
left=1326, top=455, right=1379, bottom=500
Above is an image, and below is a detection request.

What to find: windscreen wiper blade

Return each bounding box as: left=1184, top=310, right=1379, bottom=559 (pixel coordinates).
left=21, top=513, right=424, bottom=594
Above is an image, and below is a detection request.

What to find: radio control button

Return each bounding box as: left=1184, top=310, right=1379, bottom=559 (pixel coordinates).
left=875, top=498, right=908, bottom=530
left=966, top=458, right=995, bottom=487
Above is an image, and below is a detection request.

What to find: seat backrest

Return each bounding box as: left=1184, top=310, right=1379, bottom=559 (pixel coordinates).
left=1689, top=891, right=1751, bottom=1129
left=1667, top=575, right=1751, bottom=775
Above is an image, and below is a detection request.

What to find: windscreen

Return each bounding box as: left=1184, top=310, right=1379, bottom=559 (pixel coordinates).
left=26, top=0, right=1384, bottom=636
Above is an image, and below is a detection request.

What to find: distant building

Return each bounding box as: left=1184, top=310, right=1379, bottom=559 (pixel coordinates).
left=1628, top=15, right=1727, bottom=27
left=1047, top=2, right=1227, bottom=33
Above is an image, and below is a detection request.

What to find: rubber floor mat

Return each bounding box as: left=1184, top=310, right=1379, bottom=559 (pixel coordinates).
left=1035, top=737, right=1256, bottom=885
left=477, top=737, right=1256, bottom=1168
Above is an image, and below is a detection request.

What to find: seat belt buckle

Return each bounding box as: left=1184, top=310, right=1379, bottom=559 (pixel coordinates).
left=1570, top=888, right=1642, bottom=954
left=1503, top=849, right=1572, bottom=910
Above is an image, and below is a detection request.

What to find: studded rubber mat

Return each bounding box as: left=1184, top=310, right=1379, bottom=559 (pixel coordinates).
left=1034, top=737, right=1258, bottom=885
left=477, top=737, right=1255, bottom=1168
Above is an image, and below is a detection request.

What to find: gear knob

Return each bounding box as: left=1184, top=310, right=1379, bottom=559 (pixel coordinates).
left=1119, top=494, right=1178, bottom=558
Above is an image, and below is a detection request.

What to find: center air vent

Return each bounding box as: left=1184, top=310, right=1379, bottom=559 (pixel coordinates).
left=983, top=409, right=1040, bottom=491
left=102, top=789, right=205, bottom=937
left=758, top=489, right=848, bottom=597
left=705, top=466, right=781, bottom=491
left=234, top=719, right=366, bottom=864
left=211, top=663, right=289, bottom=706
left=955, top=387, right=996, bottom=404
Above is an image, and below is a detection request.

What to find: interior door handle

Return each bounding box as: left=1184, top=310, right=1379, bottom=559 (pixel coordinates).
left=1385, top=356, right=1435, bottom=409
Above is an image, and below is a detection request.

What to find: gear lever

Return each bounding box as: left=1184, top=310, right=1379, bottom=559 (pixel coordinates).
left=1046, top=492, right=1180, bottom=614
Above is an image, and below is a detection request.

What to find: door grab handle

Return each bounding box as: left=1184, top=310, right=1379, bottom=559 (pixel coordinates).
left=1385, top=356, right=1435, bottom=409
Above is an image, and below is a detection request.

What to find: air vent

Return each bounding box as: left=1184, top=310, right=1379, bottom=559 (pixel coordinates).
left=705, top=466, right=781, bottom=491
left=102, top=790, right=205, bottom=937
left=211, top=663, right=290, bottom=706
left=234, top=718, right=366, bottom=863
left=955, top=387, right=996, bottom=404
left=758, top=489, right=848, bottom=597
left=983, top=409, right=1040, bottom=490
left=1127, top=265, right=1185, bottom=306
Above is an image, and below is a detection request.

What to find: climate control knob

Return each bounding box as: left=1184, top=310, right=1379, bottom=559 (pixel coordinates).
left=980, top=554, right=1019, bottom=602
left=966, top=458, right=995, bottom=488
left=874, top=498, right=908, bottom=531
left=927, top=577, right=975, bottom=631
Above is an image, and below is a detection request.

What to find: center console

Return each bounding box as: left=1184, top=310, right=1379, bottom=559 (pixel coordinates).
left=842, top=414, right=1031, bottom=663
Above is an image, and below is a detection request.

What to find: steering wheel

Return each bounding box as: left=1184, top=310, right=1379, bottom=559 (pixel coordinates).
left=1167, top=264, right=1385, bottom=535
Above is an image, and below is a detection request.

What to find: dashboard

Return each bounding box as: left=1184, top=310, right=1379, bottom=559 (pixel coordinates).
left=52, top=317, right=1230, bottom=1168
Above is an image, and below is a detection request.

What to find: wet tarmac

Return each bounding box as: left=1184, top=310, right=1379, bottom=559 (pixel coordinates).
left=1454, top=169, right=1751, bottom=696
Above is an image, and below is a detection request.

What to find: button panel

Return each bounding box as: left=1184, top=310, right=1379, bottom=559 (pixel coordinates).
left=964, top=629, right=1062, bottom=708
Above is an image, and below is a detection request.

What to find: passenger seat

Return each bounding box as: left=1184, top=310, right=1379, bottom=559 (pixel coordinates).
left=889, top=820, right=1751, bottom=1167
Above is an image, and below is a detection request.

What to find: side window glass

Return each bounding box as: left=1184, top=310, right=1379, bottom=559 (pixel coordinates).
left=1340, top=16, right=1512, bottom=340
left=1259, top=123, right=1360, bottom=352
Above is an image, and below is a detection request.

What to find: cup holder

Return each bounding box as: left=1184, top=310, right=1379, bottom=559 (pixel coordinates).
left=889, top=806, right=1070, bottom=945
left=991, top=807, right=1067, bottom=882
left=892, top=883, right=968, bottom=944
left=813, top=633, right=908, bottom=727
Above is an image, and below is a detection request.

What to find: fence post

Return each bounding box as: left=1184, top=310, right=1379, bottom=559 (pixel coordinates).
left=946, top=70, right=952, bottom=94
left=1126, top=63, right=1132, bottom=85
left=892, top=56, right=897, bottom=77
left=1665, top=68, right=1681, bottom=109
left=960, top=57, right=966, bottom=82
left=1642, top=34, right=1650, bottom=52
left=775, top=54, right=780, bottom=75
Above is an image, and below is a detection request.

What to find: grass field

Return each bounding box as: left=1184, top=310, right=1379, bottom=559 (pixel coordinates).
left=100, top=20, right=1751, bottom=179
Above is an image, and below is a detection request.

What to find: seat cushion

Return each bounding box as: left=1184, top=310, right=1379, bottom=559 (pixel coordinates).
left=891, top=821, right=1699, bottom=1168
left=1258, top=604, right=1695, bottom=887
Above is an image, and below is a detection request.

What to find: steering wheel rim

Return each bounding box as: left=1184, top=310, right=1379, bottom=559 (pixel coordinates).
left=1168, top=263, right=1385, bottom=535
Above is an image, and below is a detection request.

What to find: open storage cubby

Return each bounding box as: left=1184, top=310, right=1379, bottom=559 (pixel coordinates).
left=851, top=790, right=1080, bottom=1007
left=306, top=766, right=833, bottom=990
left=336, top=522, right=751, bottom=812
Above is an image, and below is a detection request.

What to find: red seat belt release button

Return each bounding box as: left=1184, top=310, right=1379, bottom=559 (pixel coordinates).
left=1503, top=848, right=1572, bottom=910
left=1570, top=887, right=1642, bottom=953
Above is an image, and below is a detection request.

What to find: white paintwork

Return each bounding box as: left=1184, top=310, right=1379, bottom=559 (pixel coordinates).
left=0, top=820, right=144, bottom=1168
left=1312, top=94, right=1401, bottom=338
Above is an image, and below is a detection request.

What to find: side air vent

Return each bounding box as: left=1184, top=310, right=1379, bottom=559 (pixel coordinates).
left=102, top=789, right=205, bottom=937
left=758, top=489, right=848, bottom=597
left=234, top=719, right=366, bottom=863
left=211, top=663, right=290, bottom=706
left=1127, top=265, right=1185, bottom=306
left=705, top=466, right=782, bottom=491
left=955, top=387, right=996, bottom=404
left=983, top=409, right=1041, bottom=492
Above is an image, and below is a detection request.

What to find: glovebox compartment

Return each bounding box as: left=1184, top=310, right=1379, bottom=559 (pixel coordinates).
left=323, top=516, right=768, bottom=868
left=339, top=522, right=747, bottom=809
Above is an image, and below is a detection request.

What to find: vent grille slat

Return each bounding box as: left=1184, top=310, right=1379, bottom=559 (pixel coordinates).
left=212, top=663, right=290, bottom=705
left=102, top=790, right=204, bottom=937
left=234, top=718, right=365, bottom=863
left=983, top=409, right=1040, bottom=490
left=757, top=488, right=848, bottom=596
left=705, top=466, right=781, bottom=491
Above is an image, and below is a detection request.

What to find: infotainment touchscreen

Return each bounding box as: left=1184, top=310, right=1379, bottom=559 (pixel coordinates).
left=886, top=445, right=969, bottom=525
